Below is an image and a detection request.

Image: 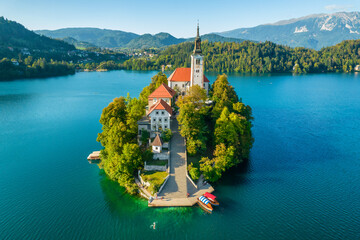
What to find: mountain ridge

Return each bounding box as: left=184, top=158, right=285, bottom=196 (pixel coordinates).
left=35, top=28, right=246, bottom=49
left=218, top=11, right=360, bottom=49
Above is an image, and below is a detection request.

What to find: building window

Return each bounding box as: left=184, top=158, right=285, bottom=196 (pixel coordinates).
left=156, top=147, right=158, bottom=150
left=161, top=111, right=164, bottom=115
left=153, top=118, right=156, bottom=122
left=159, top=118, right=162, bottom=122
left=164, top=125, right=168, bottom=129
left=196, top=70, right=199, bottom=73
left=154, top=98, right=157, bottom=102
left=156, top=111, right=159, bottom=115
left=175, top=84, right=178, bottom=87
left=196, top=59, right=200, bottom=65
left=182, top=84, right=184, bottom=87
left=203, top=83, right=205, bottom=87
left=164, top=118, right=168, bottom=122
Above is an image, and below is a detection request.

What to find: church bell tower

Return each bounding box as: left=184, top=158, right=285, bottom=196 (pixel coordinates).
left=190, top=23, right=204, bottom=89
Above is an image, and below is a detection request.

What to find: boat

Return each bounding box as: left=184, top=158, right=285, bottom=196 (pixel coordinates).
left=197, top=196, right=213, bottom=213
left=87, top=151, right=101, bottom=164
left=204, top=192, right=219, bottom=206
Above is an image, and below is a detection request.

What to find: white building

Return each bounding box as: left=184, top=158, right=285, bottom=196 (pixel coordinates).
left=147, top=99, right=173, bottom=131
left=152, top=134, right=163, bottom=153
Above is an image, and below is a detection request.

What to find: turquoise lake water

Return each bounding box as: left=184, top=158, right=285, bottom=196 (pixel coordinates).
left=1, top=71, right=360, bottom=239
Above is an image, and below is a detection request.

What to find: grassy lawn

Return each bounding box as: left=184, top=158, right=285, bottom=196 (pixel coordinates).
left=146, top=159, right=168, bottom=166
left=141, top=171, right=168, bottom=194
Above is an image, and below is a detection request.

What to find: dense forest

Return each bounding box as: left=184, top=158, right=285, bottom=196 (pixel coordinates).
left=177, top=75, right=253, bottom=182
left=121, top=39, right=360, bottom=73
left=0, top=17, right=127, bottom=80
left=0, top=57, right=74, bottom=80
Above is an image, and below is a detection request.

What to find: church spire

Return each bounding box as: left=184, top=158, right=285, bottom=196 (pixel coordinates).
left=193, top=22, right=202, bottom=54
left=197, top=22, right=199, bottom=38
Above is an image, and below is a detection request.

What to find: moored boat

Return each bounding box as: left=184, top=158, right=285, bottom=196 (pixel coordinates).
left=204, top=192, right=219, bottom=206
left=197, top=196, right=213, bottom=213
left=87, top=151, right=101, bottom=164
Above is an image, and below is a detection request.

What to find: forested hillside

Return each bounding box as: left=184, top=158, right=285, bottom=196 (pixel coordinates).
left=122, top=39, right=360, bottom=73
left=0, top=17, right=74, bottom=51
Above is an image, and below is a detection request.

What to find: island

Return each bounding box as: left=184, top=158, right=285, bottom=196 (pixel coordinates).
left=95, top=26, right=254, bottom=208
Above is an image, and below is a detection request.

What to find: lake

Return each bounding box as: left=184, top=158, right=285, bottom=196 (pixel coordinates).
left=1, top=71, right=360, bottom=239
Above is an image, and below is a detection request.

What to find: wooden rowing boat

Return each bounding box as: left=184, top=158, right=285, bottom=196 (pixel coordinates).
left=204, top=192, right=219, bottom=206
left=197, top=196, right=213, bottom=213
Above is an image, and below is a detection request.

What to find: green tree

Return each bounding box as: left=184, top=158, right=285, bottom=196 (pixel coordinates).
left=139, top=72, right=168, bottom=103
left=177, top=86, right=209, bottom=155
left=211, top=74, right=238, bottom=119
left=97, top=96, right=145, bottom=194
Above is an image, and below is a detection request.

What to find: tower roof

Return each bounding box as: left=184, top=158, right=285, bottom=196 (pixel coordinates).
left=193, top=23, right=202, bottom=54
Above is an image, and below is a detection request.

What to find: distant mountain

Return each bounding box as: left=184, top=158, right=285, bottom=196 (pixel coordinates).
left=218, top=12, right=360, bottom=49
left=36, top=28, right=139, bottom=48
left=188, top=34, right=246, bottom=44
left=125, top=32, right=185, bottom=49
left=0, top=17, right=74, bottom=51
left=36, top=28, right=247, bottom=49
left=61, top=37, right=96, bottom=49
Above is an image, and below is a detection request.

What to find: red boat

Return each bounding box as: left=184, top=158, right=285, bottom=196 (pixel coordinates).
left=204, top=192, right=219, bottom=206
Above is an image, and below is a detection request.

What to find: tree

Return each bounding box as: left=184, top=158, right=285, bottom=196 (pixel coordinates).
left=140, top=130, right=150, bottom=144
left=97, top=95, right=145, bottom=194
left=176, top=87, right=209, bottom=155
left=211, top=74, right=238, bottom=119
left=161, top=128, right=172, bottom=142
left=139, top=72, right=168, bottom=103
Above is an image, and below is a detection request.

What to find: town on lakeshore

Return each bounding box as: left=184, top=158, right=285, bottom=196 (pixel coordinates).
left=89, top=25, right=254, bottom=211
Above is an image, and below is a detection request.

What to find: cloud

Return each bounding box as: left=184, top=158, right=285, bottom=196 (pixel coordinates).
left=324, top=4, right=353, bottom=11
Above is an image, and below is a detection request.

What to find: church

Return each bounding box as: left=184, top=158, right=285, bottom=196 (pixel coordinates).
left=137, top=25, right=210, bottom=144
left=168, top=25, right=210, bottom=95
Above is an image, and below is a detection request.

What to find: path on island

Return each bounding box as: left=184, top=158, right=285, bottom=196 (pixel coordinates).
left=158, top=118, right=187, bottom=198
left=151, top=117, right=214, bottom=207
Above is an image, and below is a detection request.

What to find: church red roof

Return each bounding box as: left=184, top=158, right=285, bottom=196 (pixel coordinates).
left=148, top=83, right=176, bottom=98
left=168, top=68, right=210, bottom=83
left=147, top=99, right=173, bottom=116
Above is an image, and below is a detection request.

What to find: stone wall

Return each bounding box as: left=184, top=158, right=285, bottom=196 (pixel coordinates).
left=138, top=170, right=150, bottom=187
left=153, top=151, right=169, bottom=160
left=144, top=163, right=167, bottom=171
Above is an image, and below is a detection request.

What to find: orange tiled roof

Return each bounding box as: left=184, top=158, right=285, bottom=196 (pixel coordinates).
left=168, top=68, right=210, bottom=83
left=152, top=134, right=163, bottom=146
left=148, top=83, right=176, bottom=98
left=147, top=99, right=173, bottom=116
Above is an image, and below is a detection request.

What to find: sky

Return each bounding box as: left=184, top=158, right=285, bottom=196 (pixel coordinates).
left=1, top=0, right=360, bottom=37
